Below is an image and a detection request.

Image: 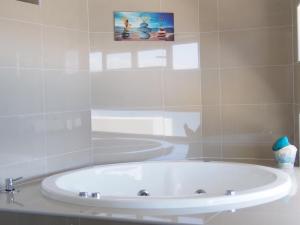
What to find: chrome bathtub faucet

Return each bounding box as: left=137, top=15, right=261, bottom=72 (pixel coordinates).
left=4, top=177, right=23, bottom=192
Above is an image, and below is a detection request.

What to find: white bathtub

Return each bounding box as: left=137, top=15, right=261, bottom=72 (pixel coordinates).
left=41, top=161, right=292, bottom=213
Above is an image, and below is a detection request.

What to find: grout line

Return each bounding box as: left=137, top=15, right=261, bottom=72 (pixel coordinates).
left=218, top=64, right=294, bottom=70
left=0, top=16, right=42, bottom=26
left=86, top=0, right=94, bottom=167
left=197, top=0, right=204, bottom=157
left=0, top=64, right=294, bottom=72
left=159, top=0, right=168, bottom=145
left=216, top=0, right=223, bottom=159
left=0, top=16, right=88, bottom=33
left=291, top=0, right=300, bottom=166
left=213, top=25, right=293, bottom=33
left=0, top=66, right=90, bottom=72
left=0, top=148, right=92, bottom=169
left=88, top=24, right=293, bottom=35
left=0, top=103, right=294, bottom=120
left=0, top=109, right=91, bottom=119
left=0, top=66, right=43, bottom=70
left=40, top=16, right=48, bottom=175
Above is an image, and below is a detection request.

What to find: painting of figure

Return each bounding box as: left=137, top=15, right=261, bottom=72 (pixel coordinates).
left=114, top=11, right=174, bottom=41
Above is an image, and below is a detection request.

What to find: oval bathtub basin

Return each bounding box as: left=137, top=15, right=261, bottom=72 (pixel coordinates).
left=41, top=161, right=292, bottom=213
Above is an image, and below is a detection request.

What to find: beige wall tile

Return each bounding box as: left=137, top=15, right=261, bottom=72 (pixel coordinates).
left=91, top=109, right=165, bottom=142
left=221, top=66, right=293, bottom=104
left=45, top=111, right=91, bottom=156
left=0, top=115, right=45, bottom=166
left=201, top=69, right=220, bottom=105
left=0, top=159, right=46, bottom=182
left=0, top=0, right=42, bottom=23
left=202, top=106, right=221, bottom=158
left=43, top=26, right=89, bottom=70
left=0, top=19, right=42, bottom=67
left=0, top=68, right=43, bottom=116
left=91, top=33, right=200, bottom=71
left=161, top=0, right=199, bottom=33
left=200, top=32, right=219, bottom=69
left=163, top=69, right=201, bottom=107
left=90, top=33, right=166, bottom=71
left=264, top=104, right=294, bottom=142
left=42, top=0, right=88, bottom=31
left=222, top=104, right=293, bottom=144
left=46, top=150, right=91, bottom=174
left=88, top=0, right=160, bottom=32
left=220, top=27, right=292, bottom=67
left=92, top=70, right=163, bottom=108
left=45, top=70, right=90, bottom=112
left=164, top=33, right=200, bottom=70
left=222, top=105, right=270, bottom=144
left=202, top=143, right=222, bottom=158
left=199, top=0, right=218, bottom=32
left=202, top=106, right=221, bottom=141
left=219, top=0, right=292, bottom=30
left=163, top=107, right=202, bottom=143
left=222, top=142, right=273, bottom=159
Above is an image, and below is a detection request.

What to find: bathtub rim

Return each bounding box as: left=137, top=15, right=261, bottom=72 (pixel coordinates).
left=41, top=160, right=292, bottom=212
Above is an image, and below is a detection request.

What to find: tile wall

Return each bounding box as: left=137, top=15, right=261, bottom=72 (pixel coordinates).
left=0, top=0, right=296, bottom=181
left=0, top=0, right=91, bottom=181
left=89, top=0, right=295, bottom=166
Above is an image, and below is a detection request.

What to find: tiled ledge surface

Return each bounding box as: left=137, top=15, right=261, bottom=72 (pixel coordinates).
left=0, top=167, right=299, bottom=225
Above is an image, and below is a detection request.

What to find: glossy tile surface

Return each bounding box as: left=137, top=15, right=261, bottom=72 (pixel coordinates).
left=220, top=27, right=292, bottom=67
left=163, top=70, right=201, bottom=107
left=0, top=0, right=42, bottom=23
left=43, top=26, right=89, bottom=70
left=0, top=19, right=42, bottom=68
left=220, top=66, right=293, bottom=104
left=45, top=70, right=90, bottom=112
left=0, top=68, right=43, bottom=116
left=42, top=0, right=88, bottom=31
left=199, top=0, right=218, bottom=32
left=88, top=0, right=160, bottom=32
left=0, top=0, right=297, bottom=181
left=219, top=0, right=292, bottom=30
left=201, top=69, right=220, bottom=105
left=45, top=111, right=91, bottom=157
left=200, top=32, right=219, bottom=69
left=161, top=0, right=199, bottom=33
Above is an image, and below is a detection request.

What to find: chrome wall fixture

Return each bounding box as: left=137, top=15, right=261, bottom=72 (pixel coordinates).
left=17, top=0, right=40, bottom=5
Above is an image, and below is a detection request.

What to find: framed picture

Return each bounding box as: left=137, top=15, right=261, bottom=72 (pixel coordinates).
left=114, top=11, right=174, bottom=41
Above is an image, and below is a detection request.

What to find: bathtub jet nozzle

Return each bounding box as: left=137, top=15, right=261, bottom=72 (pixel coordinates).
left=79, top=192, right=89, bottom=198
left=225, top=190, right=236, bottom=196
left=195, top=189, right=207, bottom=195
left=138, top=189, right=150, bottom=196
left=91, top=192, right=101, bottom=199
